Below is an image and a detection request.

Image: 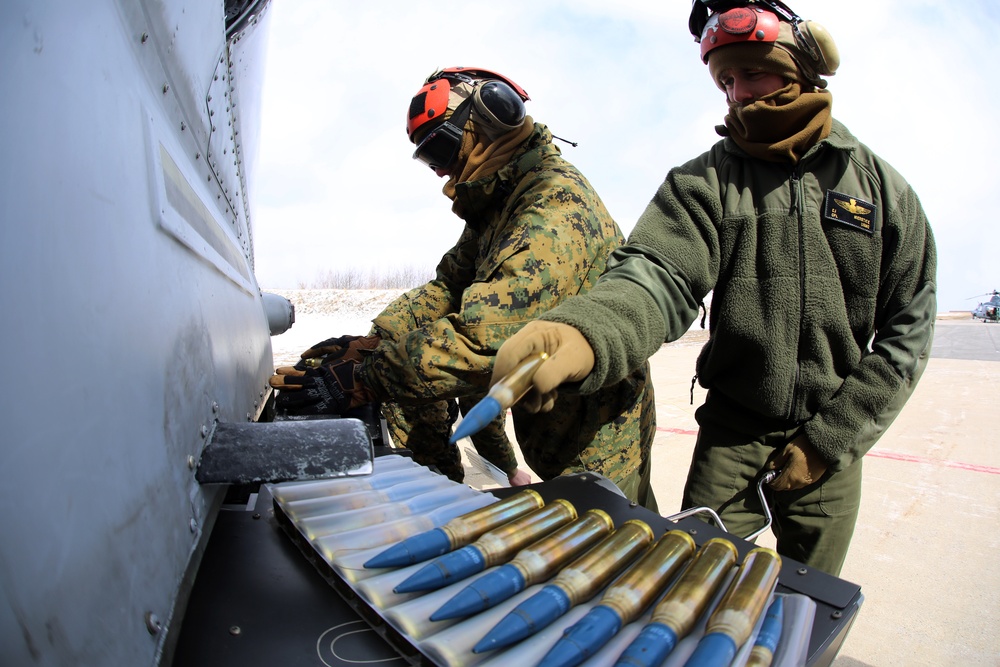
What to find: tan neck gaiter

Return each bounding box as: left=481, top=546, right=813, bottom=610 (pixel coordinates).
left=442, top=116, right=535, bottom=211
left=722, top=83, right=833, bottom=164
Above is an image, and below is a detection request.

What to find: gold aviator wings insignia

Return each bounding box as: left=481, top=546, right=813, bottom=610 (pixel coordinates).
left=835, top=197, right=872, bottom=216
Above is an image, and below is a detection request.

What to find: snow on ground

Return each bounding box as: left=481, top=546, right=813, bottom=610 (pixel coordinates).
left=266, top=288, right=404, bottom=368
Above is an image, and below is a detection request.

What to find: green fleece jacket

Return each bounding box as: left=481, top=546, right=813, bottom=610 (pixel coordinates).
left=543, top=120, right=937, bottom=471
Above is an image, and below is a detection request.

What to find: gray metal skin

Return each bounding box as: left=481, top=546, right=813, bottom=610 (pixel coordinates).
left=0, top=0, right=285, bottom=664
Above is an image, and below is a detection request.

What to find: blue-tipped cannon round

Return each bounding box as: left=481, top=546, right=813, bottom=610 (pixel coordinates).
left=430, top=563, right=527, bottom=621
left=613, top=622, right=679, bottom=667
left=684, top=632, right=739, bottom=667
left=449, top=396, right=502, bottom=444
left=473, top=585, right=572, bottom=654
left=393, top=546, right=486, bottom=594
left=538, top=604, right=623, bottom=667
left=363, top=527, right=451, bottom=569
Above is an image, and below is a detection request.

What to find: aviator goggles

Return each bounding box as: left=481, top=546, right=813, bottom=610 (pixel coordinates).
left=688, top=0, right=800, bottom=40
left=411, top=96, right=474, bottom=172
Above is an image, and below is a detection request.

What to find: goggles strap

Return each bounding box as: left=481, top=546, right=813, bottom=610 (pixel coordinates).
left=449, top=95, right=475, bottom=131
left=413, top=96, right=475, bottom=169
left=690, top=0, right=802, bottom=39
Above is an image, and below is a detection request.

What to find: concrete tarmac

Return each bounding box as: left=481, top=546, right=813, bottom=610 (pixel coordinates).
left=461, top=317, right=1000, bottom=666
left=639, top=318, right=999, bottom=667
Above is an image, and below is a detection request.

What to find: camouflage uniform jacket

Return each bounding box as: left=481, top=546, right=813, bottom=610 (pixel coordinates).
left=359, top=123, right=655, bottom=482
left=541, top=120, right=936, bottom=472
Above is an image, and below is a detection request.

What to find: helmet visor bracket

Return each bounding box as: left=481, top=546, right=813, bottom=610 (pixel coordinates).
left=411, top=97, right=474, bottom=171
left=689, top=0, right=801, bottom=40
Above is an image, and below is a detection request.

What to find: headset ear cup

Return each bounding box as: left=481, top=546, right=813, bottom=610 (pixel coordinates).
left=472, top=80, right=527, bottom=136
left=800, top=21, right=839, bottom=76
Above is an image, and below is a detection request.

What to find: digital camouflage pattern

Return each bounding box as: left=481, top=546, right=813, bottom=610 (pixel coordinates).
left=377, top=397, right=511, bottom=482
left=368, top=279, right=514, bottom=482
left=358, top=123, right=656, bottom=504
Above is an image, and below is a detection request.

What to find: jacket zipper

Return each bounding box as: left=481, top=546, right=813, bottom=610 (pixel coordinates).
left=790, top=167, right=806, bottom=421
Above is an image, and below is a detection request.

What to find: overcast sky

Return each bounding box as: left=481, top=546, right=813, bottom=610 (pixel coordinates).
left=250, top=1, right=1000, bottom=313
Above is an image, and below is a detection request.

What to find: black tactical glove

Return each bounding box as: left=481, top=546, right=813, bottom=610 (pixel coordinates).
left=270, top=358, right=375, bottom=416
left=294, top=334, right=381, bottom=370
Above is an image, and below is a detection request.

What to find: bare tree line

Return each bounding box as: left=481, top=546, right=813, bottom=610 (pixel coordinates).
left=297, top=264, right=436, bottom=290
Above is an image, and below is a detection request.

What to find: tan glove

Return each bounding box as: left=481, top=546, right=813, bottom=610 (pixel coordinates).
left=491, top=320, right=594, bottom=413
left=768, top=433, right=829, bottom=491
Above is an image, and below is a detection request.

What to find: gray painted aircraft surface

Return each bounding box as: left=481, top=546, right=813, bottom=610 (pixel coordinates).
left=1, top=1, right=373, bottom=664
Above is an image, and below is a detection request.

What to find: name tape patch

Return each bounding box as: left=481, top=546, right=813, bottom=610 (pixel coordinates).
left=823, top=190, right=876, bottom=234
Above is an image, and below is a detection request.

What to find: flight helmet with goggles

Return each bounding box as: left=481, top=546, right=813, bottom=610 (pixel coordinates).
left=689, top=0, right=839, bottom=86
left=407, top=67, right=530, bottom=171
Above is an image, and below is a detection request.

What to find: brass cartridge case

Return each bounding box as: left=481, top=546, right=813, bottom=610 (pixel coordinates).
left=650, top=537, right=739, bottom=636
left=439, top=488, right=544, bottom=548
left=508, top=509, right=614, bottom=584
left=551, top=519, right=655, bottom=606
left=473, top=499, right=577, bottom=567
left=599, top=529, right=696, bottom=622
left=706, top=547, right=783, bottom=645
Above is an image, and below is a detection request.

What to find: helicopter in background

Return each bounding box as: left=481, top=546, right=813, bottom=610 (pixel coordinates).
left=969, top=290, right=1000, bottom=322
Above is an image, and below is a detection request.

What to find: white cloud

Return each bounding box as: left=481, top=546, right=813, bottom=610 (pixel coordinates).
left=253, top=0, right=1000, bottom=311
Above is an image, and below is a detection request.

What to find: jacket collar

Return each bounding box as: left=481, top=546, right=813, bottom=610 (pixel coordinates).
left=453, top=124, right=558, bottom=220
left=721, top=118, right=859, bottom=163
